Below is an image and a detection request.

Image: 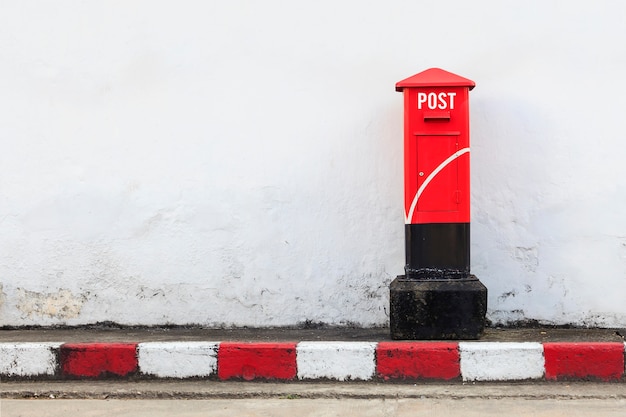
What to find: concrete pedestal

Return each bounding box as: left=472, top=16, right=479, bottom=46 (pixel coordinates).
left=389, top=275, right=487, bottom=340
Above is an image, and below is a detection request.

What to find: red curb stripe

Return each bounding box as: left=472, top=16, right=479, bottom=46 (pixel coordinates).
left=543, top=342, right=625, bottom=381
left=217, top=342, right=297, bottom=381
left=60, top=343, right=138, bottom=378
left=377, top=342, right=460, bottom=380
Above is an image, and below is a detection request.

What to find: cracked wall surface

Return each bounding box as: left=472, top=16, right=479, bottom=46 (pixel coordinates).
left=0, top=1, right=625, bottom=327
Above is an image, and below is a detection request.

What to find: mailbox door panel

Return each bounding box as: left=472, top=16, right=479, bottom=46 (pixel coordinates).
left=415, top=134, right=459, bottom=213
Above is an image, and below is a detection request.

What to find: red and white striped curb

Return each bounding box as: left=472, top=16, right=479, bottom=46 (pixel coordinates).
left=0, top=341, right=624, bottom=382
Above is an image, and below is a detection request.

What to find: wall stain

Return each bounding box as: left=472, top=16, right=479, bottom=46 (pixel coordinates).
left=0, top=283, right=6, bottom=310
left=514, top=246, right=538, bottom=272
left=498, top=290, right=517, bottom=302
left=16, top=288, right=85, bottom=319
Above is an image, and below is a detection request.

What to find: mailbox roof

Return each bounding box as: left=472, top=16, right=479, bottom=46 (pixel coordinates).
left=395, top=68, right=475, bottom=92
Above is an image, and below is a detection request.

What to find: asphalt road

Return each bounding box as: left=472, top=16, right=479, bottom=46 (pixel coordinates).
left=2, top=397, right=626, bottom=417
left=1, top=381, right=626, bottom=416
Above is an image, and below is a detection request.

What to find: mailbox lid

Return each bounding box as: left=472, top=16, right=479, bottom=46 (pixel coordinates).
left=396, top=68, right=475, bottom=92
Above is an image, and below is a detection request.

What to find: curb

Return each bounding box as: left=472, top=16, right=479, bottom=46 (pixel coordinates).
left=0, top=341, right=624, bottom=382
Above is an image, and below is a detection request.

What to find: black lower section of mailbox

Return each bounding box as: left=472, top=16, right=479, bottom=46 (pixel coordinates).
left=405, top=223, right=470, bottom=279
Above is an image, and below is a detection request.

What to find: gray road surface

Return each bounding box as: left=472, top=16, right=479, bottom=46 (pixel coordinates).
left=2, top=397, right=626, bottom=417
left=2, top=381, right=626, bottom=416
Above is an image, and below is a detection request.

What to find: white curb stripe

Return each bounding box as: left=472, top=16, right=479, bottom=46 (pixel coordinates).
left=459, top=342, right=545, bottom=381
left=138, top=342, right=219, bottom=378
left=0, top=342, right=62, bottom=377
left=296, top=341, right=377, bottom=381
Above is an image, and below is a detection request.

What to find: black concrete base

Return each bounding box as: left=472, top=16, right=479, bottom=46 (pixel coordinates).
left=389, top=275, right=487, bottom=340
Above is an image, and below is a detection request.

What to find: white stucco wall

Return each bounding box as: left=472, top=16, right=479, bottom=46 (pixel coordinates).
left=0, top=1, right=624, bottom=327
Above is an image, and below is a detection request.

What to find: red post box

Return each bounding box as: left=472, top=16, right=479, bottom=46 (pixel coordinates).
left=398, top=67, right=473, bottom=278
left=389, top=68, right=487, bottom=340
